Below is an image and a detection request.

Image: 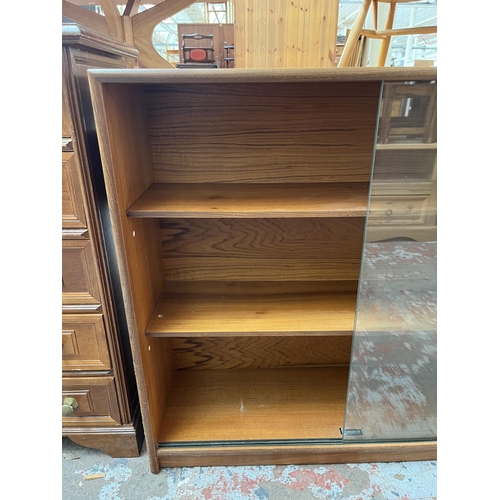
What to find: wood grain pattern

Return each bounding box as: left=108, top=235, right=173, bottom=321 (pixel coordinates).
left=157, top=441, right=437, bottom=467
left=131, top=0, right=190, bottom=68
left=157, top=367, right=348, bottom=443
left=62, top=151, right=87, bottom=229
left=234, top=0, right=338, bottom=68
left=88, top=67, right=437, bottom=85
left=127, top=183, right=369, bottom=218
left=62, top=239, right=101, bottom=308
left=161, top=217, right=365, bottom=281
left=62, top=0, right=109, bottom=37
left=88, top=69, right=438, bottom=471
left=146, top=82, right=380, bottom=183
left=89, top=79, right=171, bottom=469
left=146, top=281, right=357, bottom=336
left=172, top=336, right=352, bottom=370
left=62, top=314, right=112, bottom=371
left=65, top=429, right=142, bottom=458
left=62, top=376, right=121, bottom=425
left=62, top=32, right=143, bottom=459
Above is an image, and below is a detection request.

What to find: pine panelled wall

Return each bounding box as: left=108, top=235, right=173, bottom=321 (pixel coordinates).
left=234, top=0, right=339, bottom=68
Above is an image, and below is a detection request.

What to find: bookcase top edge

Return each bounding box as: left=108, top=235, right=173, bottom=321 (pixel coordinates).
left=88, top=67, right=437, bottom=85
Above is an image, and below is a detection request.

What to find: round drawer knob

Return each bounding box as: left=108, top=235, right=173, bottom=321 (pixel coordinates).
left=386, top=209, right=393, bottom=215
left=62, top=397, right=79, bottom=417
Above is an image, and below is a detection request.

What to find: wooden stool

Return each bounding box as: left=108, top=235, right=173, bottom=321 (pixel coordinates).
left=338, top=0, right=437, bottom=67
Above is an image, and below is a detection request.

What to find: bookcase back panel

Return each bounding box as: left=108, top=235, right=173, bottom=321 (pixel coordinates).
left=145, top=82, right=380, bottom=183
left=160, top=217, right=365, bottom=281
left=158, top=367, right=348, bottom=443
left=171, top=336, right=352, bottom=370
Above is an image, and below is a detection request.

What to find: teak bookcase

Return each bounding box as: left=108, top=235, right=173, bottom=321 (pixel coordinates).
left=89, top=67, right=437, bottom=472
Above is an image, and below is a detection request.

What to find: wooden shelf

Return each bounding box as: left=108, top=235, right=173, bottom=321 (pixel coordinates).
left=376, top=142, right=437, bottom=151
left=157, top=367, right=348, bottom=444
left=127, top=182, right=369, bottom=218
left=146, top=281, right=357, bottom=337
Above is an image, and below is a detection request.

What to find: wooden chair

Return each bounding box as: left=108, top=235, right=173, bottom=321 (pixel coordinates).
left=223, top=43, right=234, bottom=68
left=181, top=33, right=215, bottom=64
left=378, top=81, right=437, bottom=144
left=338, top=0, right=437, bottom=67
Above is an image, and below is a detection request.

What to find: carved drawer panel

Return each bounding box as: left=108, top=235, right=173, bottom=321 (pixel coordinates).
left=62, top=151, right=87, bottom=230
left=62, top=239, right=101, bottom=308
left=62, top=376, right=121, bottom=427
left=62, top=314, right=111, bottom=371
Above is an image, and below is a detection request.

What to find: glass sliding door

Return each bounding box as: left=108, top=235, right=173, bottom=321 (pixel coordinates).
left=343, top=79, right=437, bottom=442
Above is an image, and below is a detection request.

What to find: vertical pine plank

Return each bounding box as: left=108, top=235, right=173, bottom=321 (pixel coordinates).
left=328, top=0, right=339, bottom=67
left=267, top=0, right=277, bottom=68
left=286, top=0, right=299, bottom=67
left=318, top=0, right=330, bottom=68
left=297, top=0, right=309, bottom=67
left=276, top=0, right=287, bottom=68
left=308, top=0, right=321, bottom=67
left=254, top=0, right=266, bottom=67
left=246, top=0, right=256, bottom=67
left=320, top=0, right=338, bottom=68
left=234, top=1, right=245, bottom=67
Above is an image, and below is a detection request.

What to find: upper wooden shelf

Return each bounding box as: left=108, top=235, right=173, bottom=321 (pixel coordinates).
left=146, top=281, right=357, bottom=337
left=127, top=182, right=369, bottom=218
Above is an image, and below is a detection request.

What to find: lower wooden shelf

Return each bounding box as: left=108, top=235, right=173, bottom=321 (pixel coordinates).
left=146, top=281, right=357, bottom=337
left=157, top=367, right=349, bottom=445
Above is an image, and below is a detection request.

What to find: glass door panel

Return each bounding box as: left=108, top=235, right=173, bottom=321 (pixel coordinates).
left=343, top=80, right=437, bottom=442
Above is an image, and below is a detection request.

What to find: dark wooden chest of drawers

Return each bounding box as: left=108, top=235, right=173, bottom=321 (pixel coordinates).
left=62, top=24, right=143, bottom=457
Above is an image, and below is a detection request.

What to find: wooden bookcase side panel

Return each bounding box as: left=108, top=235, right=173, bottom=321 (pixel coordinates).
left=145, top=82, right=381, bottom=184
left=160, top=217, right=366, bottom=282
left=90, top=80, right=172, bottom=453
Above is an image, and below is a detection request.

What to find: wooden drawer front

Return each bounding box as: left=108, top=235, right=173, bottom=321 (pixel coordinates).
left=62, top=314, right=111, bottom=371
left=62, top=239, right=101, bottom=307
left=62, top=151, right=87, bottom=230
left=369, top=195, right=432, bottom=226
left=62, top=376, right=121, bottom=426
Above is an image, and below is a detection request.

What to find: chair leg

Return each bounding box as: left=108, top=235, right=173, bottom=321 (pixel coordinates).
left=422, top=84, right=437, bottom=143
left=372, top=0, right=379, bottom=31
left=378, top=83, right=396, bottom=144
left=338, top=0, right=372, bottom=67
left=377, top=1, right=396, bottom=66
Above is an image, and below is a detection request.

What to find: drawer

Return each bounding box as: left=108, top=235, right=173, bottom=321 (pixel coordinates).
left=62, top=151, right=87, bottom=230
left=369, top=195, right=433, bottom=226
left=62, top=376, right=121, bottom=426
left=62, top=239, right=101, bottom=308
left=62, top=314, right=111, bottom=371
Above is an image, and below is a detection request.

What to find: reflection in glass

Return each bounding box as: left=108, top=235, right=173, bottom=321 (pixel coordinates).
left=343, top=80, right=437, bottom=442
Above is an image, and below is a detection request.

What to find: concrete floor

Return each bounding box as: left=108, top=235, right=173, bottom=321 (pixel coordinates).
left=62, top=438, right=437, bottom=499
